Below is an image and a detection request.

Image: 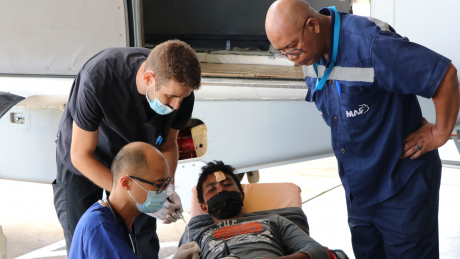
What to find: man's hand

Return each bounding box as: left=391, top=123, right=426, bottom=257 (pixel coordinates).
left=401, top=118, right=449, bottom=160
left=402, top=63, right=459, bottom=160
left=146, top=185, right=183, bottom=223
left=162, top=184, right=184, bottom=224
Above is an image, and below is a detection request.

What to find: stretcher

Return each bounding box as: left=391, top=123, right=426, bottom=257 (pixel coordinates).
left=187, top=183, right=348, bottom=259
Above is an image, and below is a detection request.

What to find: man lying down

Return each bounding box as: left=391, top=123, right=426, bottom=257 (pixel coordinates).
left=179, top=161, right=347, bottom=259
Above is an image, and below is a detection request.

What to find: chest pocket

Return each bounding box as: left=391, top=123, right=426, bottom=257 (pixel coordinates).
left=339, top=87, right=381, bottom=127
left=143, top=115, right=168, bottom=148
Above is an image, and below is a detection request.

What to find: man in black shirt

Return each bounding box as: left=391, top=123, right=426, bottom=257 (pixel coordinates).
left=53, top=40, right=201, bottom=258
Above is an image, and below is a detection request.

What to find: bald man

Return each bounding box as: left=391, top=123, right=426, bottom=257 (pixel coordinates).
left=69, top=142, right=200, bottom=259
left=266, top=0, right=459, bottom=258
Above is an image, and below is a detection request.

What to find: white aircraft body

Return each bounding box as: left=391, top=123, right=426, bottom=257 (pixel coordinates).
left=0, top=0, right=459, bottom=213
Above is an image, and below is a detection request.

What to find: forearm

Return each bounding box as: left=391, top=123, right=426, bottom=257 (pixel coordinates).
left=72, top=153, right=113, bottom=191
left=161, top=143, right=179, bottom=182
left=432, top=63, right=460, bottom=140
left=71, top=121, right=112, bottom=191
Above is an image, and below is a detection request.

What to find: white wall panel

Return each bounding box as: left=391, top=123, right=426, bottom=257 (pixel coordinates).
left=371, top=0, right=395, bottom=27
left=372, top=0, right=460, bottom=78
left=0, top=0, right=127, bottom=76
left=372, top=0, right=460, bottom=123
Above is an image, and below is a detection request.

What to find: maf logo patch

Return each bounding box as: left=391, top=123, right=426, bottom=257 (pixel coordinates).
left=346, top=104, right=369, bottom=118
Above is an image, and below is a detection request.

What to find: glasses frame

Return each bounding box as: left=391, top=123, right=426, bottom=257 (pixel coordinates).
left=128, top=176, right=172, bottom=194
left=273, top=18, right=309, bottom=59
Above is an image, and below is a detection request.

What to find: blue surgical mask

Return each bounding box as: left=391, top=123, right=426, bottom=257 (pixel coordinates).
left=128, top=177, right=167, bottom=214
left=146, top=85, right=174, bottom=115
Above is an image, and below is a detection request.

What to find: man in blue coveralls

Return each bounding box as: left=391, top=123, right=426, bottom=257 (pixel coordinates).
left=266, top=0, right=460, bottom=258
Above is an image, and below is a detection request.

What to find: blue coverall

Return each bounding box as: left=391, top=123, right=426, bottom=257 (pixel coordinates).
left=303, top=7, right=450, bottom=258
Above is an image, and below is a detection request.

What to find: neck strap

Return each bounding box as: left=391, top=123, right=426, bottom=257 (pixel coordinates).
left=313, top=6, right=341, bottom=91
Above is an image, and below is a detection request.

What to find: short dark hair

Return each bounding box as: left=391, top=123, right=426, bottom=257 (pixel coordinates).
left=145, top=40, right=201, bottom=90
left=111, top=147, right=149, bottom=184
left=197, top=161, right=243, bottom=204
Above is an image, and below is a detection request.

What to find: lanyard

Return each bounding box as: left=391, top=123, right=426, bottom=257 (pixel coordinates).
left=313, top=6, right=341, bottom=91
left=105, top=199, right=137, bottom=254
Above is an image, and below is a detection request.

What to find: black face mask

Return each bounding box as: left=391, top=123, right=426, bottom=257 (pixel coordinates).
left=207, top=191, right=244, bottom=220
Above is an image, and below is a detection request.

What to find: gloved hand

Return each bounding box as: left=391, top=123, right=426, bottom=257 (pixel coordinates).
left=162, top=184, right=184, bottom=224
left=172, top=241, right=201, bottom=259
left=145, top=185, right=182, bottom=222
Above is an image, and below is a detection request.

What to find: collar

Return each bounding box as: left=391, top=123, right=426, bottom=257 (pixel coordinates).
left=100, top=199, right=123, bottom=223
left=318, top=7, right=338, bottom=66
left=103, top=199, right=137, bottom=254
left=103, top=199, right=135, bottom=234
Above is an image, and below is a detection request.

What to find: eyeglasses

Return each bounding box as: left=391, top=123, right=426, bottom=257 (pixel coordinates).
left=128, top=176, right=172, bottom=194
left=272, top=18, right=309, bottom=59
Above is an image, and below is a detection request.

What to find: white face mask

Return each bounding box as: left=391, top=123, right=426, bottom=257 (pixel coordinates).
left=146, top=85, right=174, bottom=115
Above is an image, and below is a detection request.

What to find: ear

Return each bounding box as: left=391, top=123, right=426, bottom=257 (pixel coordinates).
left=200, top=203, right=209, bottom=213
left=143, top=70, right=155, bottom=87
left=240, top=190, right=245, bottom=202
left=306, top=18, right=320, bottom=34
left=119, top=175, right=132, bottom=191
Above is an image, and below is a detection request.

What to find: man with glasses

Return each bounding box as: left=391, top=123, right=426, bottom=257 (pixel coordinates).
left=69, top=142, right=201, bottom=259
left=265, top=0, right=459, bottom=258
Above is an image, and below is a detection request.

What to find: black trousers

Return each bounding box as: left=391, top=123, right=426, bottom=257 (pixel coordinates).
left=52, top=151, right=160, bottom=258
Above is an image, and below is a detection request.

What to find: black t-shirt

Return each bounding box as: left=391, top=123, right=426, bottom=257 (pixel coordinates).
left=57, top=47, right=194, bottom=175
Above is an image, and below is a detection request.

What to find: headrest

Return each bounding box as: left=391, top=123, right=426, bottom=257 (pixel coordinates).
left=190, top=183, right=302, bottom=218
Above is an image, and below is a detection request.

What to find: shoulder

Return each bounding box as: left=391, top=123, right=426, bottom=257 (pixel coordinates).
left=180, top=92, right=195, bottom=107
left=75, top=202, right=116, bottom=235
left=340, top=13, right=388, bottom=40
left=170, top=92, right=195, bottom=122
left=72, top=203, right=117, bottom=249
left=76, top=47, right=149, bottom=93
left=241, top=213, right=282, bottom=223
left=338, top=14, right=395, bottom=66
left=82, top=47, right=150, bottom=75
left=263, top=214, right=289, bottom=224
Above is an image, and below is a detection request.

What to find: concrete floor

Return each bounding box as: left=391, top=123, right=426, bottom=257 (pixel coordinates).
left=1, top=152, right=459, bottom=259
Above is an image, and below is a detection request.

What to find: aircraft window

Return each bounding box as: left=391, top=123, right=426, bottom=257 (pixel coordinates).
left=142, top=0, right=272, bottom=52
left=142, top=0, right=351, bottom=52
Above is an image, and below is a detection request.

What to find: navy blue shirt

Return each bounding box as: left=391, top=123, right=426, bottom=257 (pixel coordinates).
left=57, top=48, right=194, bottom=175
left=69, top=201, right=138, bottom=259
left=303, top=8, right=451, bottom=208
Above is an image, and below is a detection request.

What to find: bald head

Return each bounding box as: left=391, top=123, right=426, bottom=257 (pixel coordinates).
left=266, top=0, right=316, bottom=38
left=111, top=142, right=168, bottom=185
left=265, top=0, right=330, bottom=66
